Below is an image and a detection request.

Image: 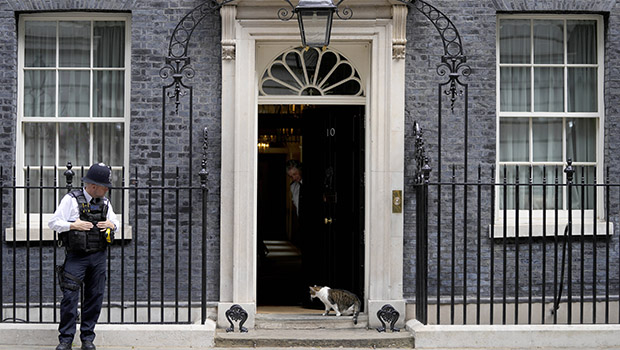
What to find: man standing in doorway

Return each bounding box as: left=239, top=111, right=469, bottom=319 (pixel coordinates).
left=49, top=163, right=119, bottom=350
left=286, top=159, right=318, bottom=307
left=286, top=159, right=303, bottom=219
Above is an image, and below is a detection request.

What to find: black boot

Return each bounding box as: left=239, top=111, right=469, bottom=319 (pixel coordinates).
left=81, top=340, right=96, bottom=350
left=55, top=342, right=72, bottom=350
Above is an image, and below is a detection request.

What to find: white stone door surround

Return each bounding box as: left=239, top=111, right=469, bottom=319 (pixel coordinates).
left=217, top=2, right=408, bottom=329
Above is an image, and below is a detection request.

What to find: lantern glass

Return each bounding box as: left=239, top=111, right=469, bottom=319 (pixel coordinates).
left=297, top=9, right=334, bottom=47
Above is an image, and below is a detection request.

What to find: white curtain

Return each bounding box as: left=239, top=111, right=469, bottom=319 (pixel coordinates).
left=23, top=123, right=56, bottom=213
left=25, top=21, right=56, bottom=67
left=500, top=19, right=597, bottom=112
left=499, top=19, right=597, bottom=210
left=499, top=118, right=528, bottom=162
left=567, top=20, right=597, bottom=112
left=59, top=21, right=90, bottom=67
left=94, top=21, right=125, bottom=118
left=24, top=70, right=55, bottom=117
left=94, top=71, right=124, bottom=118
left=94, top=21, right=125, bottom=68
left=59, top=70, right=90, bottom=117
left=23, top=20, right=126, bottom=212
left=567, top=119, right=596, bottom=209
left=499, top=118, right=595, bottom=210
left=93, top=123, right=124, bottom=166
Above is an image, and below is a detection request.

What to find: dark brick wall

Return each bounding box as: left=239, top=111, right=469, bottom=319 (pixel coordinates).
left=128, top=1, right=222, bottom=303
left=0, top=0, right=222, bottom=307
left=0, top=9, right=16, bottom=169
left=2, top=0, right=620, bottom=316
left=403, top=0, right=620, bottom=305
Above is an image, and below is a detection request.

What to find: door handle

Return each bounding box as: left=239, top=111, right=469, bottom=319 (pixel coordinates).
left=324, top=218, right=333, bottom=224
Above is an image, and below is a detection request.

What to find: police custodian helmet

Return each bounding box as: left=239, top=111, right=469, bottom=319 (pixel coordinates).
left=82, top=163, right=112, bottom=188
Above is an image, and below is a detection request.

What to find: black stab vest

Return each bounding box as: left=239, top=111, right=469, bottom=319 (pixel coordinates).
left=61, top=189, right=109, bottom=253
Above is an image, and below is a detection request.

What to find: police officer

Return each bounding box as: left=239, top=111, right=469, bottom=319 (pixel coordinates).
left=49, top=163, right=119, bottom=350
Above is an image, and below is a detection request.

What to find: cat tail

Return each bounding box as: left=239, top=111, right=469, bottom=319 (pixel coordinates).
left=353, top=300, right=360, bottom=325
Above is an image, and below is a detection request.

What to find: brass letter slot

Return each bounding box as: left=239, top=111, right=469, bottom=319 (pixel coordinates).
left=392, top=190, right=402, bottom=213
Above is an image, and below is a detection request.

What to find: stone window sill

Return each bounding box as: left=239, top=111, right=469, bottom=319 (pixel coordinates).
left=490, top=221, right=614, bottom=238
left=5, top=225, right=133, bottom=242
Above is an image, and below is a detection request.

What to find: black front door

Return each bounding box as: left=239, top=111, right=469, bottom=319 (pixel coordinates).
left=302, top=105, right=365, bottom=302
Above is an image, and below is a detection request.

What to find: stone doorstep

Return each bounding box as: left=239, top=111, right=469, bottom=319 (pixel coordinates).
left=216, top=312, right=414, bottom=348
left=254, top=312, right=370, bottom=329
left=214, top=328, right=415, bottom=348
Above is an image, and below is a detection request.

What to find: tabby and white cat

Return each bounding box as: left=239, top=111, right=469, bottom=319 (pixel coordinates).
left=309, top=285, right=360, bottom=324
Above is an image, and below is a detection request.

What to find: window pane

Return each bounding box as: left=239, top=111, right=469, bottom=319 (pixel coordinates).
left=500, top=118, right=529, bottom=162
left=94, top=21, right=125, bottom=68
left=567, top=20, right=597, bottom=64
left=566, top=118, right=596, bottom=163
left=107, top=169, right=124, bottom=214
left=24, top=123, right=55, bottom=166
left=534, top=20, right=563, bottom=64
left=24, top=70, right=55, bottom=117
left=498, top=165, right=530, bottom=210
left=568, top=68, right=597, bottom=112
left=497, top=166, right=567, bottom=210
left=93, top=123, right=124, bottom=166
left=59, top=70, right=90, bottom=117
left=59, top=21, right=90, bottom=67
left=261, top=78, right=292, bottom=95
left=500, top=67, right=530, bottom=112
left=570, top=166, right=595, bottom=210
left=532, top=118, right=562, bottom=162
left=263, top=50, right=305, bottom=94
left=532, top=165, right=563, bottom=210
left=59, top=123, right=89, bottom=166
left=534, top=67, right=564, bottom=112
left=321, top=55, right=362, bottom=95
left=24, top=168, right=56, bottom=214
left=25, top=21, right=56, bottom=67
left=499, top=19, right=531, bottom=64
left=93, top=71, right=124, bottom=117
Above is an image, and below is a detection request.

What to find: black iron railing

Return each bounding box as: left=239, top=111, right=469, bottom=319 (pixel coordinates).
left=0, top=161, right=210, bottom=325
left=413, top=127, right=620, bottom=325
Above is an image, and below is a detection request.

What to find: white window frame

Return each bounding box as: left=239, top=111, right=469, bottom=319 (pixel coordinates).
left=494, top=14, right=610, bottom=237
left=11, top=12, right=131, bottom=241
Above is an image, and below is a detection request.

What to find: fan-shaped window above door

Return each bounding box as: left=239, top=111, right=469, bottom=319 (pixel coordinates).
left=259, top=47, right=364, bottom=97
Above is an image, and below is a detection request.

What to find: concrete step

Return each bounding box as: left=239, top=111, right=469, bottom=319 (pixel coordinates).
left=255, top=312, right=368, bottom=329
left=214, top=328, right=414, bottom=348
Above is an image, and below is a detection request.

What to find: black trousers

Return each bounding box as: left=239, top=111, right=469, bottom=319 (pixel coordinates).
left=58, top=250, right=106, bottom=344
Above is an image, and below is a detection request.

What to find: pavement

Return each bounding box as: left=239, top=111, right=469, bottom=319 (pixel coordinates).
left=0, top=347, right=416, bottom=350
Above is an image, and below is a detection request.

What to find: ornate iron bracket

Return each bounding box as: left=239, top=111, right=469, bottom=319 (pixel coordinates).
left=199, top=127, right=209, bottom=187
left=396, top=0, right=471, bottom=110
left=225, top=304, right=249, bottom=333
left=376, top=304, right=400, bottom=332
left=278, top=0, right=353, bottom=21
left=160, top=0, right=234, bottom=113
left=412, top=121, right=431, bottom=185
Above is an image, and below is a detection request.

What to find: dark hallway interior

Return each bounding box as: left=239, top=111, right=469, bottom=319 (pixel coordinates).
left=256, top=105, right=365, bottom=310
left=256, top=106, right=306, bottom=307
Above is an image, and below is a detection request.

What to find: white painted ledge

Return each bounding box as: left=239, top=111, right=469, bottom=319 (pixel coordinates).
left=0, top=322, right=216, bottom=348
left=5, top=224, right=133, bottom=241
left=407, top=319, right=620, bottom=349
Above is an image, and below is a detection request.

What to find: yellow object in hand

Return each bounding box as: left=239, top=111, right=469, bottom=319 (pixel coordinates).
left=105, top=228, right=112, bottom=243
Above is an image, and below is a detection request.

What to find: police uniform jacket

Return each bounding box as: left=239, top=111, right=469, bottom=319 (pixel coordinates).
left=48, top=188, right=120, bottom=235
